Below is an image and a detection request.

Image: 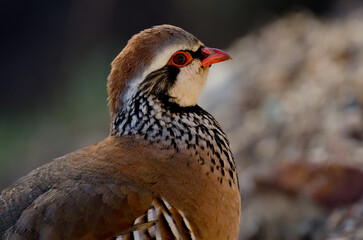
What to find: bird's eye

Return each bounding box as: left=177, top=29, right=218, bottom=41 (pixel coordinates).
left=168, top=51, right=192, bottom=67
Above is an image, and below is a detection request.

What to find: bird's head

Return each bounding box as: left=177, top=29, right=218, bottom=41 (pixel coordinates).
left=107, top=25, right=231, bottom=118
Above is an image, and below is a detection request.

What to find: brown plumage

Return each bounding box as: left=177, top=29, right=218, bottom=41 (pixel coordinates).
left=0, top=25, right=240, bottom=239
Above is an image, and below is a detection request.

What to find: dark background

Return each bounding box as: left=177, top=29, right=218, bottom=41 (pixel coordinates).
left=0, top=0, right=357, bottom=187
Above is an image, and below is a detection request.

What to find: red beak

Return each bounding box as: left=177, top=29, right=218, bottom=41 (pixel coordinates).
left=200, top=47, right=232, bottom=68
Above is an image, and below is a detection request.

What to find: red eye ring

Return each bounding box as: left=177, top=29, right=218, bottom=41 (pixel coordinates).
left=168, top=51, right=192, bottom=67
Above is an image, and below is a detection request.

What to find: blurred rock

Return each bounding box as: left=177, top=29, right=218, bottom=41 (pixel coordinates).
left=255, top=162, right=363, bottom=209
left=326, top=198, right=363, bottom=239
left=199, top=10, right=363, bottom=239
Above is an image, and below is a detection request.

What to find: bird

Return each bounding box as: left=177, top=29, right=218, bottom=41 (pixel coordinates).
left=0, top=25, right=241, bottom=240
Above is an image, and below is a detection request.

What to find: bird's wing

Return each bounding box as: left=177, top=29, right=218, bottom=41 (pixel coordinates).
left=2, top=171, right=196, bottom=240
left=3, top=182, right=153, bottom=239
left=0, top=136, right=155, bottom=239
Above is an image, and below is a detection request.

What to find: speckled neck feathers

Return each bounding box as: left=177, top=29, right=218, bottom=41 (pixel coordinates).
left=112, top=90, right=238, bottom=187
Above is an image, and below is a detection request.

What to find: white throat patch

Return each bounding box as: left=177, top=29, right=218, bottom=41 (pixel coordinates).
left=167, top=60, right=209, bottom=106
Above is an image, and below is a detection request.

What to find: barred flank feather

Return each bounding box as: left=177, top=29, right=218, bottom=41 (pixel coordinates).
left=115, top=198, right=195, bottom=240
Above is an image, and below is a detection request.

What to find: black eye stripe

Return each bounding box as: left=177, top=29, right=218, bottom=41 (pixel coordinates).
left=187, top=46, right=207, bottom=61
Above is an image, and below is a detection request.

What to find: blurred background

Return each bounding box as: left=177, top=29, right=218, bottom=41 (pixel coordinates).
left=1, top=0, right=363, bottom=239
